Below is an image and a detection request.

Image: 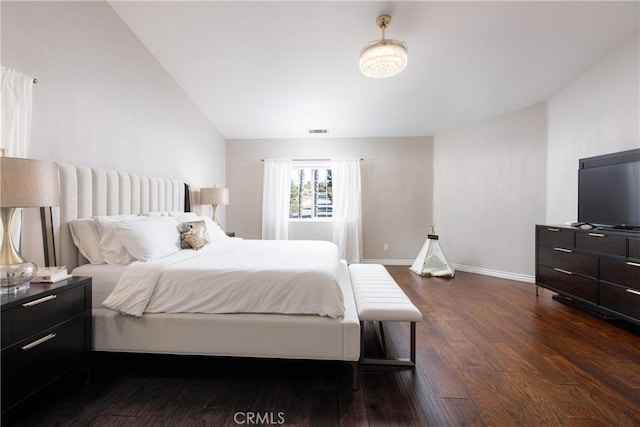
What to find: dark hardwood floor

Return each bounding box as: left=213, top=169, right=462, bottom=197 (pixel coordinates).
left=5, top=268, right=640, bottom=426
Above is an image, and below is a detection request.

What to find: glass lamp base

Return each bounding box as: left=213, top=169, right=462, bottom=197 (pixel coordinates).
left=1, top=282, right=30, bottom=294
left=0, top=261, right=37, bottom=289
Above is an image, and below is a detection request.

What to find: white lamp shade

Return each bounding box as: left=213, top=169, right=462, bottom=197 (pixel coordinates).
left=0, top=157, right=60, bottom=208
left=200, top=187, right=229, bottom=205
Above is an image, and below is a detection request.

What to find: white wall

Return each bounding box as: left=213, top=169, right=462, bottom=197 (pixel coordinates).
left=1, top=1, right=225, bottom=189
left=226, top=137, right=433, bottom=262
left=433, top=103, right=547, bottom=280
left=2, top=1, right=226, bottom=264
left=546, top=33, right=640, bottom=224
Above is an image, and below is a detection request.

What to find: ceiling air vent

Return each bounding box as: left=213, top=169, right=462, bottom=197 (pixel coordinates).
left=308, top=129, right=328, bottom=134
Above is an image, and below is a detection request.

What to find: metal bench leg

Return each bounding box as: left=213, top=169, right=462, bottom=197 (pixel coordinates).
left=360, top=320, right=416, bottom=367
left=410, top=322, right=416, bottom=364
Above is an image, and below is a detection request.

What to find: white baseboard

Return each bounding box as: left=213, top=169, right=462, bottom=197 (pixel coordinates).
left=452, top=263, right=535, bottom=283
left=361, top=259, right=535, bottom=283
left=362, top=259, right=413, bottom=266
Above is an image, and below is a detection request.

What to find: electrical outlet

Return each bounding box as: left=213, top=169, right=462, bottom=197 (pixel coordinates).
left=383, top=243, right=389, bottom=251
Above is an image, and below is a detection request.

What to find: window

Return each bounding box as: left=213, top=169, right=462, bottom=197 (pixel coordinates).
left=289, top=167, right=332, bottom=219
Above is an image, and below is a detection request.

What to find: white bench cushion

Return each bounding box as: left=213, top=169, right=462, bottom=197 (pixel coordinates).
left=349, top=264, right=422, bottom=322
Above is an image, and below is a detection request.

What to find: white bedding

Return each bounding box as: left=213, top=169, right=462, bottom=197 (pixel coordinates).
left=72, top=263, right=127, bottom=308
left=101, top=239, right=345, bottom=318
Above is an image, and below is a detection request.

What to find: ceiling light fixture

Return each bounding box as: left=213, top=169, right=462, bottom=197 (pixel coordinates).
left=359, top=14, right=408, bottom=79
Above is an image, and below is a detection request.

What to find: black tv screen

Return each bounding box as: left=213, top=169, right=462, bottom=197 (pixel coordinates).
left=578, top=149, right=640, bottom=229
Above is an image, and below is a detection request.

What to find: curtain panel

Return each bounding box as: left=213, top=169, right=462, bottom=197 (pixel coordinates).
left=1, top=67, right=34, bottom=157
left=262, top=159, right=292, bottom=240
left=1, top=67, right=35, bottom=252
left=331, top=159, right=363, bottom=263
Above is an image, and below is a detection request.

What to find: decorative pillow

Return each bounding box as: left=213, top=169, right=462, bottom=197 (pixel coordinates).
left=185, top=234, right=207, bottom=250
left=112, top=216, right=181, bottom=261
left=94, top=215, right=140, bottom=265
left=178, top=220, right=210, bottom=249
left=69, top=218, right=104, bottom=264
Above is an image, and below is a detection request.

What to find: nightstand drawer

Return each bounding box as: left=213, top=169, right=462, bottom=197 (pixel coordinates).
left=1, top=319, right=87, bottom=410
left=1, top=285, right=87, bottom=349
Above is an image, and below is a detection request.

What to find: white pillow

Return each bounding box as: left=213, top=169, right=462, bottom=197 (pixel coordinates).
left=69, top=218, right=104, bottom=264
left=172, top=212, right=199, bottom=223
left=202, top=216, right=230, bottom=241
left=94, top=215, right=140, bottom=265
left=112, top=216, right=181, bottom=261
left=142, top=211, right=186, bottom=217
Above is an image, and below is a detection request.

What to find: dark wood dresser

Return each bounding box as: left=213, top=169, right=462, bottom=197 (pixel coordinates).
left=536, top=225, right=640, bottom=325
left=1, top=276, right=92, bottom=418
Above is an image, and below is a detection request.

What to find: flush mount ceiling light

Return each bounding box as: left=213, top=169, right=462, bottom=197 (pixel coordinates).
left=359, top=14, right=408, bottom=79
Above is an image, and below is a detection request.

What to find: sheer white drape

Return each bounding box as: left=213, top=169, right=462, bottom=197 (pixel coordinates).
left=262, top=159, right=292, bottom=240
left=331, top=159, right=363, bottom=263
left=1, top=67, right=34, bottom=157
left=1, top=67, right=35, bottom=250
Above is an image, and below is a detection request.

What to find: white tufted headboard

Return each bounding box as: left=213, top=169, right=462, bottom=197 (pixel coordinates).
left=56, top=164, right=188, bottom=270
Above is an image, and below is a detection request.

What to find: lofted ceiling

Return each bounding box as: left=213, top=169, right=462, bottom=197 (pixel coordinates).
left=109, top=1, right=639, bottom=140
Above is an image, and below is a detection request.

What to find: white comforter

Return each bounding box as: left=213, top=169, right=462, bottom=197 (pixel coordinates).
left=102, top=239, right=345, bottom=318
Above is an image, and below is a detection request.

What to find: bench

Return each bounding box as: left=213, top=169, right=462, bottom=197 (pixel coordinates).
left=349, top=263, right=423, bottom=366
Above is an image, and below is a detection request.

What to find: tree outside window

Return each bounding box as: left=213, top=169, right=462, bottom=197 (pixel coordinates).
left=289, top=168, right=332, bottom=219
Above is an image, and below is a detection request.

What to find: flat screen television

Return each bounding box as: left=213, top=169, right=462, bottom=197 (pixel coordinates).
left=578, top=148, right=640, bottom=230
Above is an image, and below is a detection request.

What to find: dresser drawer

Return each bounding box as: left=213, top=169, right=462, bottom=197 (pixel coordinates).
left=599, top=281, right=640, bottom=320
left=575, top=232, right=626, bottom=257
left=1, top=319, right=87, bottom=410
left=1, top=286, right=87, bottom=349
left=537, top=226, right=574, bottom=249
left=600, top=258, right=640, bottom=290
left=537, top=246, right=597, bottom=278
left=629, top=238, right=640, bottom=261
left=537, top=265, right=598, bottom=302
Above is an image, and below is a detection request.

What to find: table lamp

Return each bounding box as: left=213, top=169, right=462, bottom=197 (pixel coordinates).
left=1, top=156, right=60, bottom=293
left=200, top=187, right=229, bottom=225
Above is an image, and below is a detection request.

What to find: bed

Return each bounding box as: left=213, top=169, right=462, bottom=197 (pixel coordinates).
left=54, top=164, right=360, bottom=386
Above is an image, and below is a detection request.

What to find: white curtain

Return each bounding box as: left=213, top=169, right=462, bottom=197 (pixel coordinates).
left=262, top=159, right=292, bottom=240
left=332, top=159, right=363, bottom=263
left=1, top=67, right=35, bottom=252
left=1, top=67, right=34, bottom=157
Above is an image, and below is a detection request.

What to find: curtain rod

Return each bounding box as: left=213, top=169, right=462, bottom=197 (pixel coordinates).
left=261, top=158, right=363, bottom=162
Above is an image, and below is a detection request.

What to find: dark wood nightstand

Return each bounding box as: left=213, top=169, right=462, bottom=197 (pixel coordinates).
left=225, top=231, right=235, bottom=237
left=1, top=276, right=92, bottom=419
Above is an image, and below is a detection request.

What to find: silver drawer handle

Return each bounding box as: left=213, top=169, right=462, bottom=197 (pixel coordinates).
left=554, top=268, right=573, bottom=275
left=21, top=333, right=56, bottom=351
left=627, top=262, right=640, bottom=268
left=588, top=233, right=606, bottom=237
left=626, top=289, right=640, bottom=296
left=547, top=228, right=560, bottom=232
left=22, top=294, right=57, bottom=307
left=553, top=247, right=573, bottom=253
